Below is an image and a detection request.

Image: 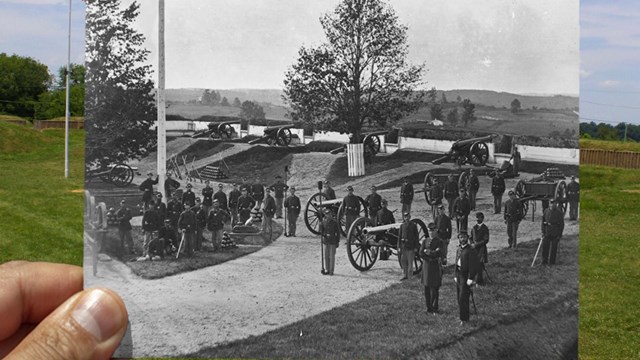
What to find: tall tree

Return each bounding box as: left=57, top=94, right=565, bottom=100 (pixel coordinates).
left=461, top=99, right=476, bottom=127
left=283, top=0, right=425, bottom=142
left=220, top=96, right=230, bottom=106
left=232, top=97, right=242, bottom=107
left=0, top=53, right=51, bottom=118
left=429, top=103, right=443, bottom=121
left=239, top=101, right=265, bottom=122
left=85, top=0, right=156, bottom=168
left=35, top=64, right=85, bottom=119
left=441, top=92, right=448, bottom=104
left=446, top=108, right=458, bottom=126
left=510, top=98, right=521, bottom=114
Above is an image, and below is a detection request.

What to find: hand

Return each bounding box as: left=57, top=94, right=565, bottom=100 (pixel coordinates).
left=466, top=279, right=474, bottom=286
left=0, top=261, right=128, bottom=360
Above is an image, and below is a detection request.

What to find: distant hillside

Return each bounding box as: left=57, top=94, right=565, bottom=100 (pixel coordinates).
left=441, top=90, right=578, bottom=110
left=166, top=89, right=284, bottom=106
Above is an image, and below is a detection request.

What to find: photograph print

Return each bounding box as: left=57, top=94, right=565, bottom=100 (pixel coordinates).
left=83, top=0, right=580, bottom=358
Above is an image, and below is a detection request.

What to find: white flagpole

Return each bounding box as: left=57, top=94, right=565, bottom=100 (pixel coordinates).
left=64, top=0, right=72, bottom=178
left=157, top=0, right=167, bottom=201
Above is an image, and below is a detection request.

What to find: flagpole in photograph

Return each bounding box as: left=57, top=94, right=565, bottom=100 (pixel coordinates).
left=64, top=0, right=72, bottom=178
left=157, top=0, right=167, bottom=200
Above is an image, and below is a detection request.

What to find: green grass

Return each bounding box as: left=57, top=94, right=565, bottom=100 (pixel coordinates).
left=580, top=138, right=640, bottom=152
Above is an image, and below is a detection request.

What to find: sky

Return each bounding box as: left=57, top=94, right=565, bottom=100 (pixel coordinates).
left=0, top=0, right=638, bottom=123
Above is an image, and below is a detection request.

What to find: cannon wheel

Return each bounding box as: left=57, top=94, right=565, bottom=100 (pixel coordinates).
left=346, top=217, right=379, bottom=272
left=363, top=134, right=381, bottom=155
left=276, top=128, right=292, bottom=146
left=555, top=181, right=568, bottom=215
left=469, top=141, right=490, bottom=166
left=514, top=179, right=526, bottom=198
left=304, top=192, right=328, bottom=235
left=458, top=171, right=469, bottom=191
left=217, top=124, right=234, bottom=139
left=521, top=199, right=529, bottom=218
left=396, top=218, right=426, bottom=275
left=109, top=164, right=134, bottom=187
left=337, top=196, right=369, bottom=236
left=423, top=172, right=436, bottom=205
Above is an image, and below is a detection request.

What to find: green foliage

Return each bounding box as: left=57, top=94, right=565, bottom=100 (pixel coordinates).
left=0, top=53, right=52, bottom=118
left=510, top=98, right=521, bottom=114
left=461, top=98, right=476, bottom=126
left=35, top=65, right=85, bottom=120
left=85, top=0, right=157, bottom=167
left=283, top=0, right=425, bottom=142
left=580, top=138, right=640, bottom=152
left=239, top=100, right=265, bottom=122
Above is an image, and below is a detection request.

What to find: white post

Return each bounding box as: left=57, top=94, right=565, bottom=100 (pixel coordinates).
left=157, top=0, right=167, bottom=201
left=64, top=0, right=72, bottom=178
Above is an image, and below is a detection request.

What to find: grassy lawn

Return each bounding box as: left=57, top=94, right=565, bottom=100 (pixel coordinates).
left=580, top=138, right=640, bottom=152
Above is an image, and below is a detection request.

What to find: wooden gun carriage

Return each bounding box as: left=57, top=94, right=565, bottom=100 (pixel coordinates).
left=304, top=192, right=369, bottom=237
left=432, top=134, right=496, bottom=167
left=248, top=124, right=295, bottom=146
left=191, top=120, right=240, bottom=140
left=514, top=168, right=568, bottom=218
left=85, top=163, right=136, bottom=187
left=329, top=130, right=388, bottom=156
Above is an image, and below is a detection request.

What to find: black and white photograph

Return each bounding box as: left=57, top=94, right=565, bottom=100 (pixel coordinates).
left=83, top=0, right=580, bottom=358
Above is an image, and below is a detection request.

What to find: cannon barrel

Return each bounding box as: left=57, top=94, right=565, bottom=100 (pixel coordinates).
left=264, top=124, right=296, bottom=132
left=247, top=136, right=267, bottom=145
left=361, top=222, right=403, bottom=235
left=451, top=134, right=496, bottom=149
left=311, top=198, right=343, bottom=207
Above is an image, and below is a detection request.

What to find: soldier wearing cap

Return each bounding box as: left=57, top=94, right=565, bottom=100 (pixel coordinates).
left=140, top=202, right=161, bottom=260
left=167, top=192, right=183, bottom=240
left=455, top=231, right=480, bottom=323
left=252, top=175, right=265, bottom=209
left=177, top=199, right=197, bottom=257
left=195, top=198, right=207, bottom=251
left=165, top=173, right=180, bottom=199
left=400, top=177, right=414, bottom=215
left=542, top=199, right=565, bottom=265
left=567, top=175, right=580, bottom=220
left=208, top=199, right=230, bottom=251
left=155, top=192, right=167, bottom=221
left=228, top=183, right=241, bottom=226
left=453, top=188, right=471, bottom=233
left=444, top=174, right=459, bottom=217
left=319, top=208, right=341, bottom=275
left=262, top=188, right=277, bottom=238
left=342, top=185, right=361, bottom=231
left=237, top=187, right=256, bottom=224
left=240, top=176, right=251, bottom=193
left=435, top=204, right=452, bottom=265
left=284, top=186, right=301, bottom=236
left=139, top=172, right=159, bottom=210
left=159, top=218, right=177, bottom=255
left=116, top=199, right=134, bottom=255
left=504, top=190, right=524, bottom=248
left=323, top=180, right=336, bottom=200
left=467, top=169, right=480, bottom=211
left=470, top=212, right=489, bottom=285
left=491, top=171, right=506, bottom=214
left=365, top=185, right=382, bottom=223
left=428, top=177, right=444, bottom=219
left=214, top=183, right=228, bottom=212
left=375, top=199, right=396, bottom=252
left=182, top=183, right=196, bottom=208
left=420, top=222, right=443, bottom=313
left=398, top=212, right=420, bottom=280
left=269, top=175, right=289, bottom=219
left=201, top=180, right=214, bottom=212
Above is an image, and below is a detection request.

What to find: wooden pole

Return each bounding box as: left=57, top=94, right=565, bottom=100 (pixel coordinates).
left=157, top=0, right=167, bottom=202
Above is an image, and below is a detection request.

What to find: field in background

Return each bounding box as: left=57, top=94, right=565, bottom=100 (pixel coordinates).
left=580, top=138, right=640, bottom=152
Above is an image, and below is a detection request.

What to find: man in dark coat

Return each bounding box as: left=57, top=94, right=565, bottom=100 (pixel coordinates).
left=453, top=189, right=471, bottom=233
left=252, top=175, right=265, bottom=209
left=116, top=199, right=134, bottom=255
left=178, top=202, right=197, bottom=257
left=284, top=186, right=301, bottom=236
left=158, top=219, right=177, bottom=255
left=165, top=173, right=180, bottom=199
left=455, top=231, right=480, bottom=323
left=398, top=212, right=420, bottom=280
left=375, top=199, right=396, bottom=253
left=237, top=188, right=256, bottom=224
left=214, top=183, right=228, bottom=212
left=470, top=212, right=489, bottom=285
left=365, top=185, right=382, bottom=223
left=228, top=183, right=241, bottom=226
left=319, top=209, right=341, bottom=275
left=323, top=180, right=336, bottom=200
left=208, top=200, right=230, bottom=251
left=140, top=202, right=161, bottom=260
left=155, top=192, right=167, bottom=222
left=400, top=177, right=414, bottom=215
left=504, top=190, right=524, bottom=248
left=201, top=180, right=214, bottom=212
left=468, top=169, right=480, bottom=211
left=567, top=176, right=580, bottom=220
left=435, top=204, right=452, bottom=265
left=491, top=172, right=506, bottom=214
left=428, top=177, right=444, bottom=219
left=420, top=222, right=443, bottom=313
left=262, top=188, right=277, bottom=239
left=167, top=193, right=183, bottom=240
left=139, top=172, right=159, bottom=210
left=343, top=186, right=361, bottom=232
left=269, top=175, right=289, bottom=219
left=542, top=200, right=565, bottom=265
left=240, top=177, right=251, bottom=193
left=444, top=174, right=459, bottom=217
left=181, top=183, right=196, bottom=208
left=195, top=199, right=207, bottom=251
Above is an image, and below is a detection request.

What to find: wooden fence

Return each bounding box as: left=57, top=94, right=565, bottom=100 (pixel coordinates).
left=581, top=149, right=640, bottom=168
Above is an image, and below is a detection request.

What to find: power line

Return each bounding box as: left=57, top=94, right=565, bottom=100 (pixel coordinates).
left=581, top=100, right=640, bottom=110
left=581, top=89, right=640, bottom=95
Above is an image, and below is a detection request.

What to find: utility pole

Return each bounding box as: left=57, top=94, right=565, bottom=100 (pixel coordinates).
left=64, top=0, right=72, bottom=178
left=157, top=0, right=167, bottom=201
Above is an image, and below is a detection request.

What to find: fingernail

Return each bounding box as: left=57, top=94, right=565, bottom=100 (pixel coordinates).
left=71, top=289, right=125, bottom=342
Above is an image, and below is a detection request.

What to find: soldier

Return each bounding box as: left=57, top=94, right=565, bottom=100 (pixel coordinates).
left=400, top=176, right=414, bottom=215
left=504, top=190, right=524, bottom=248
left=468, top=169, right=480, bottom=211
left=365, top=185, right=382, bottom=224
left=323, top=180, right=336, bottom=200
left=237, top=187, right=256, bottom=224
left=195, top=199, right=207, bottom=251
left=228, top=183, right=241, bottom=226
left=420, top=222, right=443, bottom=313
left=453, top=189, right=471, bottom=233
left=201, top=180, right=214, bottom=212
left=511, top=146, right=521, bottom=175
left=182, top=183, right=196, bottom=208
left=319, top=208, right=341, bottom=275
left=207, top=199, right=230, bottom=251
left=375, top=199, right=395, bottom=252
left=159, top=219, right=177, bottom=256
left=491, top=171, right=506, bottom=214
left=252, top=176, right=265, bottom=209
left=567, top=175, right=580, bottom=220
left=284, top=186, right=301, bottom=237
left=214, top=183, right=228, bottom=212
left=455, top=231, right=480, bottom=323
left=116, top=199, right=134, bottom=255
left=269, top=175, right=289, bottom=219
left=343, top=185, right=361, bottom=231
left=435, top=204, right=452, bottom=265
left=542, top=199, right=565, bottom=265
left=444, top=174, right=459, bottom=217
left=240, top=176, right=251, bottom=193
left=470, top=212, right=489, bottom=285
left=428, top=177, right=444, bottom=219
left=155, top=192, right=166, bottom=221
left=398, top=212, right=420, bottom=280
left=167, top=192, right=183, bottom=240
left=140, top=202, right=161, bottom=261
left=262, top=188, right=277, bottom=239
left=139, top=172, right=159, bottom=210
left=177, top=201, right=197, bottom=257
left=165, top=173, right=180, bottom=199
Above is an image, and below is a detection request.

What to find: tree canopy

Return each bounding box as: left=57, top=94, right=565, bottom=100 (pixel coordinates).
left=239, top=101, right=266, bottom=122
left=283, top=0, right=425, bottom=142
left=461, top=99, right=476, bottom=127
left=510, top=98, right=521, bottom=114
left=0, top=53, right=51, bottom=118
left=35, top=64, right=85, bottom=119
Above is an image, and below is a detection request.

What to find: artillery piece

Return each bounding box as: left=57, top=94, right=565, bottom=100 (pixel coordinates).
left=514, top=168, right=568, bottom=219
left=345, top=217, right=427, bottom=274
left=304, top=192, right=368, bottom=236
left=248, top=124, right=295, bottom=146
left=329, top=130, right=389, bottom=156
left=191, top=120, right=240, bottom=140
left=85, top=163, right=136, bottom=188
left=432, top=134, right=496, bottom=167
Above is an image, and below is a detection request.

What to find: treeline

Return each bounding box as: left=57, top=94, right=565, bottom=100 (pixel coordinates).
left=580, top=122, right=640, bottom=142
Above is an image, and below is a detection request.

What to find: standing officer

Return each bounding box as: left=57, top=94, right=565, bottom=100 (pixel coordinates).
left=269, top=175, right=289, bottom=219
left=139, top=172, right=159, bottom=210
left=400, top=176, right=414, bottom=215
left=201, top=180, right=214, bottom=213
left=420, top=222, right=443, bottom=313
left=365, top=185, right=382, bottom=224
left=182, top=183, right=196, bottom=208
left=252, top=175, right=265, bottom=209
left=455, top=231, right=480, bottom=323
left=343, top=186, right=361, bottom=232
left=167, top=192, right=183, bottom=240
left=319, top=209, right=341, bottom=275
left=470, top=212, right=489, bottom=285
left=262, top=188, right=277, bottom=239
left=323, top=180, right=336, bottom=200
left=207, top=199, right=230, bottom=251
left=228, top=182, right=241, bottom=226
left=178, top=201, right=197, bottom=258
left=116, top=199, right=134, bottom=255
left=140, top=202, right=161, bottom=260
left=453, top=189, right=471, bottom=233
left=195, top=199, right=207, bottom=251
left=214, top=183, right=228, bottom=212
left=375, top=199, right=395, bottom=254
left=468, top=169, right=480, bottom=211
left=491, top=171, right=506, bottom=214
left=428, top=177, right=444, bottom=219
left=504, top=190, right=524, bottom=248
left=398, top=212, right=420, bottom=280
left=164, top=173, right=180, bottom=199
left=435, top=204, right=452, bottom=265
left=155, top=192, right=166, bottom=221
left=444, top=174, right=459, bottom=217
left=542, top=199, right=565, bottom=265
left=567, top=176, right=580, bottom=220
left=284, top=186, right=301, bottom=237
left=237, top=187, right=256, bottom=224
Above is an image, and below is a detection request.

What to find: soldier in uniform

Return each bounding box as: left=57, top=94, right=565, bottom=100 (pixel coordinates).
left=491, top=171, right=506, bottom=214
left=182, top=183, right=196, bottom=208
left=195, top=199, right=207, bottom=251
left=455, top=231, right=480, bottom=323
left=284, top=186, right=301, bottom=236
left=269, top=175, right=289, bottom=219
left=435, top=204, right=452, bottom=265
left=207, top=199, right=230, bottom=251
left=237, top=187, right=256, bottom=224
left=512, top=146, right=521, bottom=175
left=365, top=185, right=382, bottom=224
left=567, top=175, right=580, bottom=220
left=504, top=190, right=524, bottom=248
left=400, top=176, right=414, bottom=215
left=240, top=176, right=251, bottom=193
left=155, top=192, right=166, bottom=221
left=228, top=183, right=241, bottom=226
left=214, top=183, right=228, bottom=212
left=140, top=202, right=161, bottom=261
left=177, top=201, right=197, bottom=257
left=468, top=169, right=480, bottom=211
left=470, top=212, right=489, bottom=285
left=116, top=199, right=134, bottom=255
left=252, top=176, right=265, bottom=209
left=319, top=208, right=341, bottom=275
left=167, top=193, right=183, bottom=240
left=375, top=199, right=395, bottom=254
left=262, top=188, right=277, bottom=239
left=158, top=218, right=177, bottom=255
left=428, top=177, right=444, bottom=219
left=542, top=199, right=565, bottom=265
left=165, top=173, right=180, bottom=199
left=420, top=222, right=443, bottom=313
left=444, top=174, right=459, bottom=217
left=453, top=189, right=471, bottom=233
left=323, top=180, right=336, bottom=200
left=201, top=180, right=214, bottom=213
left=139, top=172, right=159, bottom=210
left=342, top=185, right=361, bottom=232
left=398, top=212, right=420, bottom=280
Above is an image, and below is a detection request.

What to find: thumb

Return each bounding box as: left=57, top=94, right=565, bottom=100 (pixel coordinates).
left=6, top=288, right=128, bottom=360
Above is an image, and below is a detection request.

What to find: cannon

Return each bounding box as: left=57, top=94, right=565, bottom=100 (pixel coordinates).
left=514, top=168, right=568, bottom=219
left=248, top=124, right=295, bottom=146
left=191, top=120, right=240, bottom=140
left=304, top=192, right=368, bottom=236
left=85, top=163, right=136, bottom=188
left=329, top=130, right=389, bottom=156
left=345, top=217, right=427, bottom=273
left=432, top=134, right=496, bottom=167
